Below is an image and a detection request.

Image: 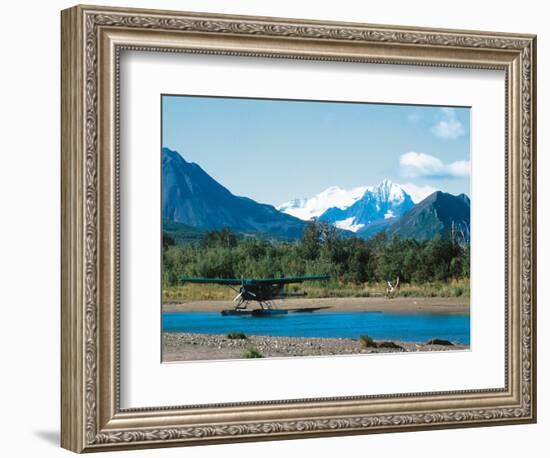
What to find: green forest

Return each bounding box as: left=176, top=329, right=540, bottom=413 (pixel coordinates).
left=162, top=220, right=470, bottom=299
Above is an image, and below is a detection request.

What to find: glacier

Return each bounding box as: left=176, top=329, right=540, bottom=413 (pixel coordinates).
left=278, top=179, right=415, bottom=235
left=276, top=185, right=369, bottom=221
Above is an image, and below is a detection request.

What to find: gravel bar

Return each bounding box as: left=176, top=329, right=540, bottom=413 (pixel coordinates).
left=162, top=332, right=469, bottom=362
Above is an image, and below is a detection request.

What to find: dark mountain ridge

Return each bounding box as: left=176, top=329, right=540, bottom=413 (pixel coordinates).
left=162, top=147, right=305, bottom=240
left=387, top=191, right=470, bottom=242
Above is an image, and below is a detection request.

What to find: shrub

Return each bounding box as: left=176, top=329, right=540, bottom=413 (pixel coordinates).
left=377, top=341, right=403, bottom=350
left=425, top=338, right=454, bottom=346
left=227, top=332, right=247, bottom=340
left=242, top=346, right=263, bottom=358
left=360, top=334, right=377, bottom=348
left=450, top=287, right=463, bottom=297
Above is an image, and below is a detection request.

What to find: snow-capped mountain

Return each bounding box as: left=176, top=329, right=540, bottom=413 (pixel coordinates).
left=319, top=179, right=414, bottom=233
left=278, top=179, right=415, bottom=235
left=276, top=185, right=369, bottom=221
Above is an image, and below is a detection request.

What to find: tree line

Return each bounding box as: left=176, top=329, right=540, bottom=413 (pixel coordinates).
left=162, top=220, right=469, bottom=288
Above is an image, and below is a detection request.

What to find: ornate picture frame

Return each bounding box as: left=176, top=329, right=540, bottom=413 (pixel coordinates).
left=61, top=4, right=536, bottom=453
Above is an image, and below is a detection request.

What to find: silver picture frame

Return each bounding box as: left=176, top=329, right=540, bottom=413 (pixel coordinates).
left=61, top=4, right=536, bottom=452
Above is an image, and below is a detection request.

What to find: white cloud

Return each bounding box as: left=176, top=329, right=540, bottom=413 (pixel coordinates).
left=398, top=183, right=439, bottom=203
left=399, top=151, right=470, bottom=179
left=431, top=107, right=465, bottom=139
left=446, top=160, right=471, bottom=177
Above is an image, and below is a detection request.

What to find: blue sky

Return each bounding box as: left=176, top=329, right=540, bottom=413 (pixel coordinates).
left=162, top=95, right=470, bottom=205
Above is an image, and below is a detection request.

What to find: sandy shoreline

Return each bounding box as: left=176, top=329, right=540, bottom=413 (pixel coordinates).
left=163, top=296, right=469, bottom=314
left=162, top=332, right=469, bottom=362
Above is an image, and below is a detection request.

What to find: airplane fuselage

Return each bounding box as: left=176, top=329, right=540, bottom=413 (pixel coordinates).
left=240, top=282, right=285, bottom=302
left=177, top=275, right=328, bottom=312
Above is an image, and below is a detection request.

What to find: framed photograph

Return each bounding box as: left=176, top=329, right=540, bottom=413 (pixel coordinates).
left=61, top=4, right=537, bottom=453
left=160, top=95, right=472, bottom=363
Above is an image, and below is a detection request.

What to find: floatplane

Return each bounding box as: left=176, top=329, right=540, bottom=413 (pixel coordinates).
left=178, top=275, right=330, bottom=317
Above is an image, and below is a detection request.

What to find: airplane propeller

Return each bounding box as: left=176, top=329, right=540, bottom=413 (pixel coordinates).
left=233, top=278, right=255, bottom=303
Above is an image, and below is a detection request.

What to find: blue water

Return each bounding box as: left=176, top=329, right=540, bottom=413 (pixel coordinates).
left=162, top=311, right=470, bottom=345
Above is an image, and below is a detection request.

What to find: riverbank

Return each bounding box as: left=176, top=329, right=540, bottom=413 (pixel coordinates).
left=162, top=332, right=469, bottom=362
left=163, top=279, right=470, bottom=303
left=163, top=296, right=469, bottom=314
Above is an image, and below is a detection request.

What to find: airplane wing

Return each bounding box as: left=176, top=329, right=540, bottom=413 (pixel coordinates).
left=250, top=275, right=330, bottom=285
left=177, top=276, right=329, bottom=285
left=177, top=277, right=243, bottom=285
